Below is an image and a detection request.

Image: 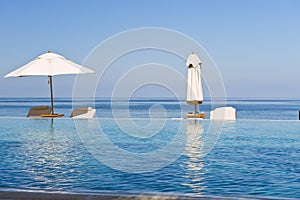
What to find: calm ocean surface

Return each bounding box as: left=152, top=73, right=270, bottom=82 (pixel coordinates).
left=0, top=98, right=299, bottom=199
left=0, top=97, right=300, bottom=119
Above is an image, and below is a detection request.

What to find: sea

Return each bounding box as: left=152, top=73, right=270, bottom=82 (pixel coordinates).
left=0, top=98, right=299, bottom=199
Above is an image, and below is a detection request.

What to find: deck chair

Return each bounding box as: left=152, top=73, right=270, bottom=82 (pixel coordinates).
left=27, top=106, right=51, bottom=118
left=70, top=107, right=96, bottom=119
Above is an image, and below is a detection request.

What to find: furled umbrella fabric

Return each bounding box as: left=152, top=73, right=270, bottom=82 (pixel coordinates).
left=186, top=52, right=203, bottom=114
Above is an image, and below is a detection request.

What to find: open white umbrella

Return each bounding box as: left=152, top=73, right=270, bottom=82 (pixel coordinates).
left=186, top=52, right=204, bottom=117
left=5, top=51, right=95, bottom=116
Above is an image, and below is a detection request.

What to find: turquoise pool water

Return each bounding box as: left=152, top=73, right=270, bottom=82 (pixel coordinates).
left=0, top=118, right=299, bottom=199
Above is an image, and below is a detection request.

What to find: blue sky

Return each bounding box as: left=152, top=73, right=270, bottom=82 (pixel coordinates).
left=0, top=0, right=299, bottom=98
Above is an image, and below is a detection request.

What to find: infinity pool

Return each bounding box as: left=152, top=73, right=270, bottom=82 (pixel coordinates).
left=0, top=118, right=299, bottom=199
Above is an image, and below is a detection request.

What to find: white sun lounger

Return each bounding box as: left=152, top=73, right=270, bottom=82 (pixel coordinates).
left=70, top=107, right=96, bottom=119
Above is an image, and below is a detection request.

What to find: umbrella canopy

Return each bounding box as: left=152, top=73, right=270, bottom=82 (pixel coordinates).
left=4, top=51, right=95, bottom=116
left=5, top=51, right=94, bottom=77
left=186, top=52, right=203, bottom=113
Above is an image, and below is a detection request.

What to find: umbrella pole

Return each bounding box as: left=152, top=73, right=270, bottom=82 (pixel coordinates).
left=49, top=76, right=54, bottom=114
left=194, top=104, right=197, bottom=114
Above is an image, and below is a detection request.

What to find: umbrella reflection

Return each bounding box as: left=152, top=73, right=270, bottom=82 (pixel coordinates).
left=182, top=120, right=205, bottom=194
left=22, top=120, right=75, bottom=188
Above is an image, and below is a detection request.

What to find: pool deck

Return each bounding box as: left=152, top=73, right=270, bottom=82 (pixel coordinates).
left=0, top=191, right=245, bottom=200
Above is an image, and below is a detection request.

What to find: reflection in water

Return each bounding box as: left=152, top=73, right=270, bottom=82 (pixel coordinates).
left=182, top=120, right=205, bottom=194
left=22, top=119, right=76, bottom=189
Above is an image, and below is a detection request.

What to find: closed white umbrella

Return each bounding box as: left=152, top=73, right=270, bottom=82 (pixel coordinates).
left=186, top=52, right=203, bottom=115
left=5, top=51, right=95, bottom=116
